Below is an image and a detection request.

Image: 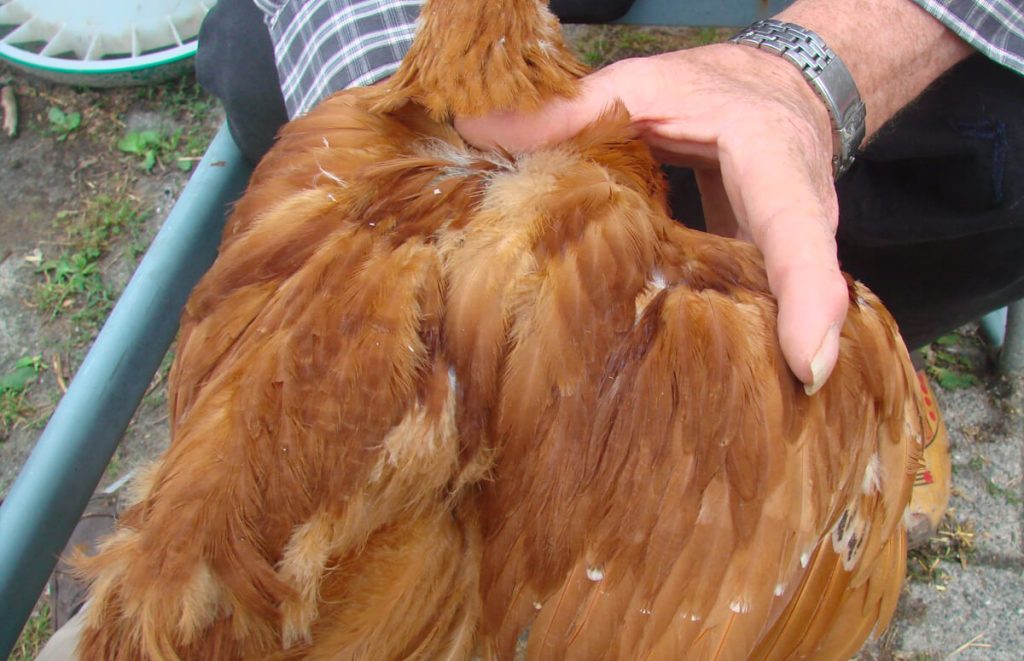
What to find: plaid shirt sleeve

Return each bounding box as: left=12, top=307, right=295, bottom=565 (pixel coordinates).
left=255, top=0, right=1024, bottom=118
left=913, top=0, right=1024, bottom=75
left=253, top=0, right=422, bottom=118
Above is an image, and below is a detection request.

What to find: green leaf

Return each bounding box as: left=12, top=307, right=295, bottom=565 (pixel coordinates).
left=118, top=130, right=161, bottom=155
left=14, top=356, right=41, bottom=371
left=47, top=107, right=81, bottom=140
left=930, top=366, right=979, bottom=390
left=176, top=158, right=193, bottom=172
left=0, top=365, right=37, bottom=392
left=934, top=334, right=959, bottom=346
left=142, top=151, right=156, bottom=172
left=117, top=132, right=143, bottom=154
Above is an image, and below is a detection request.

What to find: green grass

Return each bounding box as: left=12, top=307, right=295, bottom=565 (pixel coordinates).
left=907, top=516, right=975, bottom=585
left=984, top=478, right=1022, bottom=506
left=34, top=251, right=108, bottom=321
left=0, top=389, right=30, bottom=439
left=142, top=349, right=176, bottom=409
left=33, top=195, right=150, bottom=340
left=693, top=26, right=729, bottom=46
left=177, top=130, right=213, bottom=171
left=615, top=29, right=659, bottom=51
left=569, top=25, right=734, bottom=68
left=0, top=355, right=44, bottom=441
left=964, top=454, right=1022, bottom=505
left=104, top=448, right=124, bottom=482
left=134, top=76, right=216, bottom=122
left=10, top=601, right=51, bottom=661
left=46, top=106, right=81, bottom=142
left=118, top=128, right=185, bottom=172
left=122, top=74, right=217, bottom=172
left=572, top=26, right=672, bottom=68
left=576, top=32, right=614, bottom=68
left=922, top=333, right=983, bottom=390
left=118, top=124, right=214, bottom=173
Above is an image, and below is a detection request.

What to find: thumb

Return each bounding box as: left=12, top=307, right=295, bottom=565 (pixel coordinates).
left=456, top=76, right=625, bottom=151
left=773, top=264, right=849, bottom=395
left=747, top=197, right=848, bottom=394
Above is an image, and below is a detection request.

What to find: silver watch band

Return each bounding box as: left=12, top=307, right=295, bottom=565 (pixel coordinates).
left=730, top=19, right=866, bottom=179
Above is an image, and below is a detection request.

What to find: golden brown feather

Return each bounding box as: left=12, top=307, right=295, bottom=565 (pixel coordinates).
left=76, top=1, right=926, bottom=658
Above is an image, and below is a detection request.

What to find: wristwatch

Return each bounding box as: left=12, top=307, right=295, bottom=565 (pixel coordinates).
left=730, top=19, right=866, bottom=179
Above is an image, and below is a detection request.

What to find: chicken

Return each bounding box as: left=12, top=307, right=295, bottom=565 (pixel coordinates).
left=75, top=0, right=925, bottom=658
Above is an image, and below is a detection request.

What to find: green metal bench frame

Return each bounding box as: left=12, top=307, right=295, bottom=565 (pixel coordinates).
left=1, top=0, right=1020, bottom=654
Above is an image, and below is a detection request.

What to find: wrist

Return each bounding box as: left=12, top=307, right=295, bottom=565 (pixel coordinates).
left=730, top=19, right=865, bottom=178
left=777, top=0, right=973, bottom=138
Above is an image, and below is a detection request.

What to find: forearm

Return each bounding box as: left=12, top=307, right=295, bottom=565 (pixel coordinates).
left=777, top=0, right=974, bottom=138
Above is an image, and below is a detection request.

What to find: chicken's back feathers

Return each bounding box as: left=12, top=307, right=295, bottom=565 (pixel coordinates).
left=75, top=92, right=923, bottom=659
left=75, top=4, right=925, bottom=658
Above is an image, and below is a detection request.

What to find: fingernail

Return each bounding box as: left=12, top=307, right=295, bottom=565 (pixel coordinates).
left=804, top=323, right=841, bottom=396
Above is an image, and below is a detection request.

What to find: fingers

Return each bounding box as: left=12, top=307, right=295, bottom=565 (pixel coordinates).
left=718, top=133, right=848, bottom=392
left=456, top=45, right=848, bottom=393
left=757, top=213, right=848, bottom=395
left=775, top=258, right=849, bottom=395
left=455, top=62, right=635, bottom=151
left=455, top=103, right=580, bottom=151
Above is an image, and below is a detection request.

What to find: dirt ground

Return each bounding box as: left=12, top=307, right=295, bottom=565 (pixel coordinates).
left=1, top=24, right=1021, bottom=661
left=0, top=64, right=221, bottom=500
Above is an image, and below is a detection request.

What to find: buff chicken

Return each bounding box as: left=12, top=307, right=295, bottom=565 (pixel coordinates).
left=75, top=0, right=926, bottom=658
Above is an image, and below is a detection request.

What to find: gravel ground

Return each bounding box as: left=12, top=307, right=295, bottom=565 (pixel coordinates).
left=861, top=369, right=1024, bottom=660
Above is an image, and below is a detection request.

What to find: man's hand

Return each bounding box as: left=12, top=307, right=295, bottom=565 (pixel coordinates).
left=458, top=43, right=847, bottom=393
left=457, top=0, right=973, bottom=393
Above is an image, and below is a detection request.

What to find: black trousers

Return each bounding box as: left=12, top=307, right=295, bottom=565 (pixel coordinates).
left=197, top=0, right=1024, bottom=350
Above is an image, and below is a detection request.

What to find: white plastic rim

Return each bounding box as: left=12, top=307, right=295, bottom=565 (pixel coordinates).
left=0, top=0, right=217, bottom=87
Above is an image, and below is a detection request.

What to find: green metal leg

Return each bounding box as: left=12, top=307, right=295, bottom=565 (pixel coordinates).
left=0, top=124, right=252, bottom=658
left=1004, top=301, right=1024, bottom=373
left=982, top=302, right=1024, bottom=374
left=616, top=0, right=791, bottom=26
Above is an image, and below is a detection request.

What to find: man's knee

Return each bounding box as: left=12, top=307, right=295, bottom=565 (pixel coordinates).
left=196, top=0, right=289, bottom=165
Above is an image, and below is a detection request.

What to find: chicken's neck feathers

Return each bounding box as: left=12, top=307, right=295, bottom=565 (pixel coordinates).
left=377, top=0, right=586, bottom=119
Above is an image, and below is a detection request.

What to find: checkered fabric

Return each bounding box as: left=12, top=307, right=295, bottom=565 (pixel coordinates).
left=253, top=0, right=422, bottom=117
left=253, top=0, right=1024, bottom=118
left=914, top=0, right=1024, bottom=74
